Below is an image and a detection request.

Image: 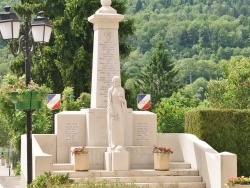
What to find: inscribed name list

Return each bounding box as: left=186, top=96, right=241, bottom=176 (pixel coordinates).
left=137, top=122, right=150, bottom=141
left=97, top=30, right=120, bottom=107
left=65, top=122, right=78, bottom=141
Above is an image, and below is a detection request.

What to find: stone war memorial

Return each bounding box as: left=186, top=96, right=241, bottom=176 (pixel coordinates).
left=20, top=0, right=237, bottom=187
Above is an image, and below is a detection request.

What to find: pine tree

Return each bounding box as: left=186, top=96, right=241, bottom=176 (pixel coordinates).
left=135, top=0, right=142, bottom=12
left=137, top=42, right=180, bottom=109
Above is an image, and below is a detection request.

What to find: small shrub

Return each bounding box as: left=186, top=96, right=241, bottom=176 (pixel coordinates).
left=28, top=172, right=73, bottom=188
left=29, top=172, right=168, bottom=188
left=227, top=176, right=250, bottom=186
left=14, top=161, right=21, bottom=176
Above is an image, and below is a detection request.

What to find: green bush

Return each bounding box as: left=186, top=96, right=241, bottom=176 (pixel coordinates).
left=61, top=87, right=90, bottom=111
left=74, top=178, right=147, bottom=188
left=185, top=109, right=250, bottom=176
left=28, top=172, right=73, bottom=188
left=14, top=161, right=21, bottom=176
left=28, top=172, right=154, bottom=188
left=154, top=98, right=186, bottom=133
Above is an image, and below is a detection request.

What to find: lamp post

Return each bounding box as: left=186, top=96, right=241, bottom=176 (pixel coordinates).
left=0, top=6, right=52, bottom=184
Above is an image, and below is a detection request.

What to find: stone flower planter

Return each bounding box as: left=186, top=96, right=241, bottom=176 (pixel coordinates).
left=74, top=154, right=89, bottom=171
left=154, top=153, right=170, bottom=171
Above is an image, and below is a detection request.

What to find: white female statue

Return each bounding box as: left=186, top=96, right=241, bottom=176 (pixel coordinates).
left=107, top=76, right=127, bottom=149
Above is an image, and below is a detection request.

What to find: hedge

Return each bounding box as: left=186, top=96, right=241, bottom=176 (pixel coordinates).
left=185, top=109, right=250, bottom=176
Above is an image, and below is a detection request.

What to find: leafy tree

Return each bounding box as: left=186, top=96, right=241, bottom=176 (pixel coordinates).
left=175, top=58, right=222, bottom=84
left=0, top=115, right=11, bottom=147
left=135, top=0, right=142, bottom=13
left=136, top=42, right=180, bottom=109
left=0, top=45, right=15, bottom=81
left=190, top=77, right=208, bottom=100
left=0, top=0, right=19, bottom=10
left=154, top=77, right=207, bottom=133
left=123, top=78, right=138, bottom=109
left=10, top=0, right=134, bottom=97
left=154, top=98, right=186, bottom=133
left=61, top=87, right=90, bottom=111
left=206, top=56, right=250, bottom=109
left=169, top=85, right=204, bottom=108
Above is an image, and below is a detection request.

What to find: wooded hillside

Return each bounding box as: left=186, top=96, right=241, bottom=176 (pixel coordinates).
left=123, top=0, right=250, bottom=84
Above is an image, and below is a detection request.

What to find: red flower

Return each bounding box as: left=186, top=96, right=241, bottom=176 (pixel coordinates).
left=153, top=146, right=173, bottom=154
left=72, top=146, right=88, bottom=155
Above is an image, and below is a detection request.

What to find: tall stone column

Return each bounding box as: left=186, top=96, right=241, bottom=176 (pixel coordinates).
left=88, top=0, right=124, bottom=108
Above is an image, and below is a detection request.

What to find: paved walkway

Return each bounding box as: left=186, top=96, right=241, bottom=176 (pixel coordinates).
left=0, top=164, right=21, bottom=188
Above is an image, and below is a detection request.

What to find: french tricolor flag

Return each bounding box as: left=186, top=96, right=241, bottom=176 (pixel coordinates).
left=137, top=94, right=151, bottom=110
left=47, top=94, right=61, bottom=110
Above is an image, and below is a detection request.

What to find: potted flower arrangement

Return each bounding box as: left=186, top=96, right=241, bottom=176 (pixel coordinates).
left=0, top=74, right=51, bottom=110
left=71, top=146, right=89, bottom=171
left=153, top=146, right=173, bottom=171
left=225, top=176, right=250, bottom=188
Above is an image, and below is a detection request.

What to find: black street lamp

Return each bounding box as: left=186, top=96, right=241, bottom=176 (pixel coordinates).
left=0, top=6, right=52, bottom=184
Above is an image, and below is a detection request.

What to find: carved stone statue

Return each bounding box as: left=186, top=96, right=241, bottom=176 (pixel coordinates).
left=107, top=76, right=127, bottom=149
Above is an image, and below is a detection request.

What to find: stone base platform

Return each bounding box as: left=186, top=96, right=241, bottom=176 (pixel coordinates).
left=52, top=162, right=205, bottom=188
left=69, top=146, right=154, bottom=170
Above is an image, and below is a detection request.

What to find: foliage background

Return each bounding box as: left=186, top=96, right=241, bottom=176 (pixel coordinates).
left=0, top=0, right=250, bottom=176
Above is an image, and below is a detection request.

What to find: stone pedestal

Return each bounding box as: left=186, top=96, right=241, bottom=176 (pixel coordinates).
left=105, top=151, right=112, bottom=171
left=126, top=146, right=154, bottom=169
left=105, top=150, right=130, bottom=171
left=112, top=151, right=129, bottom=171
left=81, top=108, right=133, bottom=146
left=133, top=111, right=157, bottom=146
left=55, top=111, right=86, bottom=163
left=81, top=108, right=108, bottom=146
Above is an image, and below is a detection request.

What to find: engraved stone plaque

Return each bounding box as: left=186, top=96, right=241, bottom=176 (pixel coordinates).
left=137, top=122, right=150, bottom=141
left=65, top=122, right=78, bottom=141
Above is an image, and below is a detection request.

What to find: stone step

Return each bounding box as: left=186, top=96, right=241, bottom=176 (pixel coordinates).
left=52, top=162, right=205, bottom=188
left=52, top=162, right=191, bottom=171
left=95, top=176, right=202, bottom=183
left=71, top=175, right=203, bottom=183
left=132, top=182, right=206, bottom=188
left=53, top=163, right=74, bottom=171
left=69, top=176, right=205, bottom=188
left=67, top=181, right=205, bottom=188
left=170, top=162, right=191, bottom=169
left=53, top=169, right=200, bottom=178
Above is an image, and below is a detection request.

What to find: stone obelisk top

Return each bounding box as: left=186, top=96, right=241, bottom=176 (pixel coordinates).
left=88, top=0, right=124, bottom=108
left=96, top=0, right=117, bottom=14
